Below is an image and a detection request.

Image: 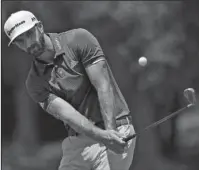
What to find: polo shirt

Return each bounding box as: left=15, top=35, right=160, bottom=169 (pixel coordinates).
left=26, top=28, right=130, bottom=127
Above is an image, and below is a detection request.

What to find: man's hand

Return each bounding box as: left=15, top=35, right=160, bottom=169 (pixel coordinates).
left=40, top=95, right=129, bottom=154
left=102, top=129, right=127, bottom=154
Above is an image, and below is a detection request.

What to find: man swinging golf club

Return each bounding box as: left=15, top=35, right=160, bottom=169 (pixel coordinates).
left=4, top=10, right=136, bottom=170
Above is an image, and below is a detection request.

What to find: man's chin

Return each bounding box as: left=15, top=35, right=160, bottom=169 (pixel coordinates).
left=30, top=49, right=44, bottom=57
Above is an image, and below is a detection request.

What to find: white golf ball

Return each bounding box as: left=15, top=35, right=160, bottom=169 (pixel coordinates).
left=138, top=56, right=147, bottom=66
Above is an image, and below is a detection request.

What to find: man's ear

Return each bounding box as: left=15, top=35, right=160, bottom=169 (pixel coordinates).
left=36, top=21, right=44, bottom=33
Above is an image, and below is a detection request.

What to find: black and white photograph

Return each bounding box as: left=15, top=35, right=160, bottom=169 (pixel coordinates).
left=2, top=1, right=199, bottom=170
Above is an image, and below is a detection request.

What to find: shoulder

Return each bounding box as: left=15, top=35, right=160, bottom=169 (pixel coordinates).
left=49, top=28, right=93, bottom=42
left=74, top=28, right=92, bottom=35
left=74, top=28, right=96, bottom=40
left=25, top=62, right=47, bottom=102
left=61, top=28, right=95, bottom=42
left=25, top=63, right=35, bottom=91
left=58, top=28, right=96, bottom=51
left=26, top=65, right=36, bottom=101
left=58, top=28, right=90, bottom=38
left=61, top=28, right=91, bottom=35
left=25, top=64, right=38, bottom=95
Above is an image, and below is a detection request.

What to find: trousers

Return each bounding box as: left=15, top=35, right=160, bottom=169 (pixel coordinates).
left=58, top=124, right=136, bottom=170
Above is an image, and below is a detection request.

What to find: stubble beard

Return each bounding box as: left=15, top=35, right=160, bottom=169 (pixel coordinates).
left=28, top=34, right=45, bottom=58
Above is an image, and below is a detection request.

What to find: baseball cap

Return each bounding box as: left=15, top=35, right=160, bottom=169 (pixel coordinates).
left=4, top=10, right=39, bottom=46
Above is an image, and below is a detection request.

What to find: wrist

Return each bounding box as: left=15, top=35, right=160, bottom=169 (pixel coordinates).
left=92, top=128, right=109, bottom=144
left=106, top=125, right=117, bottom=131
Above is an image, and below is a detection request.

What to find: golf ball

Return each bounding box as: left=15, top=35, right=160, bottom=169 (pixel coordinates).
left=138, top=56, right=147, bottom=66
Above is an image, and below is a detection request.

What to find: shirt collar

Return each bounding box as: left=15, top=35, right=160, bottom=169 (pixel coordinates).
left=47, top=33, right=65, bottom=57
left=33, top=33, right=65, bottom=74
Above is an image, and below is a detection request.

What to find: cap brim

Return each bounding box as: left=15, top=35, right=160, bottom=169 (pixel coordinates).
left=8, top=22, right=37, bottom=46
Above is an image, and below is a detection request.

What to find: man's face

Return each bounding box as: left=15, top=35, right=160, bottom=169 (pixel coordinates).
left=13, top=24, right=45, bottom=57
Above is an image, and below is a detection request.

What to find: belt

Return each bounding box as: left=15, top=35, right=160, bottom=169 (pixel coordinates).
left=116, top=114, right=132, bottom=127
left=95, top=115, right=132, bottom=130
left=67, top=115, right=132, bottom=137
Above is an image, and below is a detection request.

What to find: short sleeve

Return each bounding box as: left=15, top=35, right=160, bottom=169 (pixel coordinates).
left=25, top=66, right=57, bottom=111
left=26, top=75, right=49, bottom=103
left=26, top=76, right=58, bottom=111
left=74, top=28, right=105, bottom=67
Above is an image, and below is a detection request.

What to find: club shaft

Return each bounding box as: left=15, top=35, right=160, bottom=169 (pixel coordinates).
left=123, top=104, right=193, bottom=142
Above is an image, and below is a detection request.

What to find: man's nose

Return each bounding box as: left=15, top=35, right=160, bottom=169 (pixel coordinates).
left=25, top=38, right=32, bottom=49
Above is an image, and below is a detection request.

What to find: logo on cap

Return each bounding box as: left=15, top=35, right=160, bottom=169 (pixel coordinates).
left=7, top=20, right=26, bottom=36
left=32, top=17, right=36, bottom=22
left=4, top=10, right=39, bottom=46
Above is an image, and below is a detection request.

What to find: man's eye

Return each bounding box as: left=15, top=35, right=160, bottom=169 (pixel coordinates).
left=26, top=30, right=33, bottom=37
left=14, top=39, right=24, bottom=44
left=18, top=39, right=23, bottom=43
left=26, top=31, right=31, bottom=36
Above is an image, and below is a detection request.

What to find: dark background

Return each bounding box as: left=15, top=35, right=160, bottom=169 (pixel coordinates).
left=2, top=1, right=199, bottom=170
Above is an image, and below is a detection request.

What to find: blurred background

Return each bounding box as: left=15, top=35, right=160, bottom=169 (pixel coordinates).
left=1, top=1, right=199, bottom=170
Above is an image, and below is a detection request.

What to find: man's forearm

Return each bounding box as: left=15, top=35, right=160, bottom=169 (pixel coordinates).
left=97, top=86, right=117, bottom=130
left=65, top=109, right=106, bottom=142
left=46, top=97, right=107, bottom=143
left=85, top=60, right=118, bottom=131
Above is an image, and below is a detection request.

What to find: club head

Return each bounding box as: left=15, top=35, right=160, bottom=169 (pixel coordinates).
left=184, top=88, right=196, bottom=105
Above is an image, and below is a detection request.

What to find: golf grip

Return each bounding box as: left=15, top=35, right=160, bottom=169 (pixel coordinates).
left=123, top=104, right=194, bottom=142
left=123, top=133, right=137, bottom=142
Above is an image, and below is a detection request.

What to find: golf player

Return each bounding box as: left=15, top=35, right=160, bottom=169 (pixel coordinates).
left=4, top=10, right=136, bottom=170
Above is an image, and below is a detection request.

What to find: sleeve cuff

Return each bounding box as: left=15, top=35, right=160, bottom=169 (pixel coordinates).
left=83, top=55, right=105, bottom=68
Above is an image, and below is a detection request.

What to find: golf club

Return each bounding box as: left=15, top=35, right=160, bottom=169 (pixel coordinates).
left=123, top=88, right=196, bottom=142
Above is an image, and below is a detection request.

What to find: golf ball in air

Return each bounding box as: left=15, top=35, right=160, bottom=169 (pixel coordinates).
left=138, top=56, right=147, bottom=66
